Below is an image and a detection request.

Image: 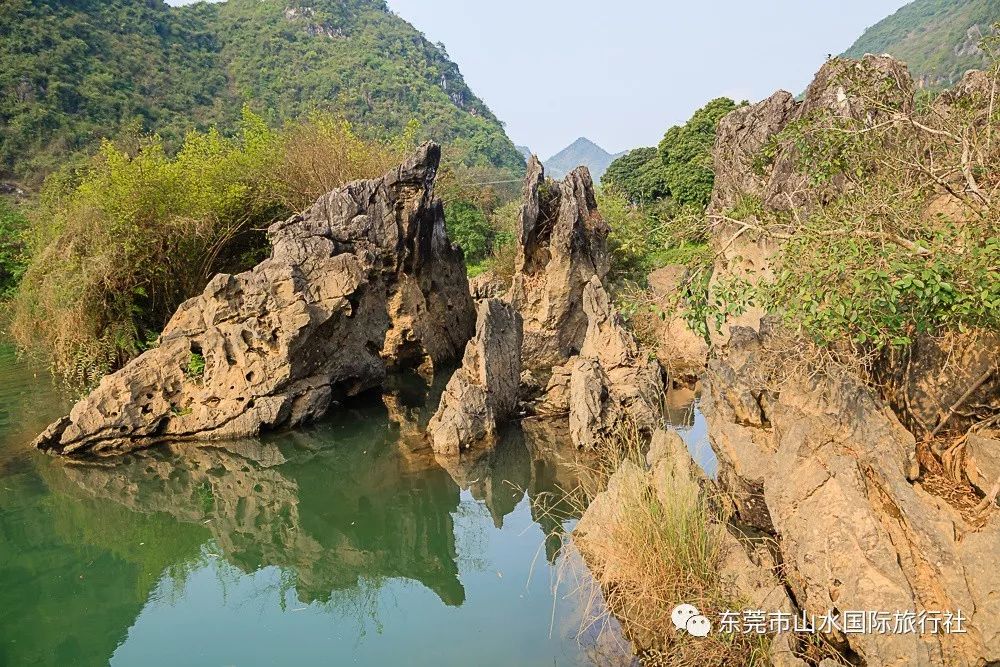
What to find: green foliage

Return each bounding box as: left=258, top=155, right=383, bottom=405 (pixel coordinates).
left=0, top=199, right=28, bottom=298
left=766, top=214, right=1000, bottom=349
left=603, top=98, right=738, bottom=208
left=602, top=147, right=670, bottom=204
left=842, top=0, right=998, bottom=88
left=12, top=110, right=407, bottom=387
left=600, top=190, right=710, bottom=285
left=657, top=98, right=740, bottom=207
left=707, top=53, right=1000, bottom=352
left=0, top=0, right=524, bottom=184
left=186, top=351, right=206, bottom=379
left=444, top=200, right=492, bottom=265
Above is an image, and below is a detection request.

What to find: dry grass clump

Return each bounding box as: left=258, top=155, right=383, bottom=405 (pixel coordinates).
left=570, top=421, right=771, bottom=666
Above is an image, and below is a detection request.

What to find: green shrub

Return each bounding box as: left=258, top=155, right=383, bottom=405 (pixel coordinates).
left=12, top=109, right=408, bottom=387
left=0, top=199, right=28, bottom=298
left=444, top=200, right=492, bottom=265
left=600, top=190, right=709, bottom=285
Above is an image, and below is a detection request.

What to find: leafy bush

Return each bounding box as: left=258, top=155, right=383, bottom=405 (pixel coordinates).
left=603, top=98, right=739, bottom=207
left=600, top=190, right=710, bottom=285
left=708, top=54, right=1000, bottom=353
left=0, top=199, right=28, bottom=298
left=658, top=97, right=740, bottom=207
left=444, top=201, right=492, bottom=265
left=12, top=109, right=407, bottom=387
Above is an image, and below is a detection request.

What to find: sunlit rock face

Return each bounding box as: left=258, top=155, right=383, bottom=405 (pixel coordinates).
left=700, top=57, right=1000, bottom=665
left=504, top=158, right=666, bottom=450
left=507, top=156, right=611, bottom=375
left=35, top=143, right=475, bottom=457
left=428, top=299, right=523, bottom=456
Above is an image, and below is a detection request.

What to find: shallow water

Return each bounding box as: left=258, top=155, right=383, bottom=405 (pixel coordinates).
left=0, top=348, right=634, bottom=667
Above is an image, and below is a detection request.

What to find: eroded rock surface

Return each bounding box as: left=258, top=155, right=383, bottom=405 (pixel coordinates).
left=35, top=143, right=475, bottom=457
left=645, top=265, right=709, bottom=380
left=703, top=327, right=1000, bottom=665
left=536, top=278, right=666, bottom=449
left=507, top=156, right=610, bottom=374
left=427, top=298, right=523, bottom=455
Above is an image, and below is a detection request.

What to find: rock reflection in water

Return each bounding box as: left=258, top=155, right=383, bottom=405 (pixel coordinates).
left=56, top=381, right=593, bottom=616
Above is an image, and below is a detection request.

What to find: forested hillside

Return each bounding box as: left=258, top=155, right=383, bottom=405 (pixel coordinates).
left=843, top=0, right=998, bottom=88
left=0, top=0, right=523, bottom=182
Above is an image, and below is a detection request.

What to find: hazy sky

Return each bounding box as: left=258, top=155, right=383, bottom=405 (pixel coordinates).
left=167, top=0, right=911, bottom=157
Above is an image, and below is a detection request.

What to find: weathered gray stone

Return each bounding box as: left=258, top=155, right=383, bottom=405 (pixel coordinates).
left=507, top=156, right=610, bottom=374
left=427, top=298, right=523, bottom=456
left=541, top=277, right=666, bottom=449
left=35, top=143, right=475, bottom=457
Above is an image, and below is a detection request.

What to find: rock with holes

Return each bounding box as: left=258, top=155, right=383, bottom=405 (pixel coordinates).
left=507, top=156, right=610, bottom=375
left=427, top=298, right=523, bottom=456
left=703, top=325, right=1000, bottom=665
left=35, top=143, right=475, bottom=457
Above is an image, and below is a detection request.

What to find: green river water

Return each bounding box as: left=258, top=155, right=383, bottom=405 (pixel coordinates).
left=0, top=344, right=709, bottom=666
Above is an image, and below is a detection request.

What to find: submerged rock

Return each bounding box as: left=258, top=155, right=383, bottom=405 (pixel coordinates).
left=35, top=143, right=475, bottom=457
left=507, top=156, right=610, bottom=374
left=427, top=298, right=523, bottom=455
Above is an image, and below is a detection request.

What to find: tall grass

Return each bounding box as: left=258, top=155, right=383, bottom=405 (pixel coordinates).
left=11, top=108, right=409, bottom=388
left=571, top=421, right=771, bottom=666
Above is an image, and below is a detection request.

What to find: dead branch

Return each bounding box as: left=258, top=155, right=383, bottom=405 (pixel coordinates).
left=932, top=367, right=996, bottom=437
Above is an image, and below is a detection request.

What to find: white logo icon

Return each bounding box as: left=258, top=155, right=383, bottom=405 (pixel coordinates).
left=671, top=603, right=700, bottom=631
left=686, top=614, right=712, bottom=637
left=672, top=603, right=712, bottom=637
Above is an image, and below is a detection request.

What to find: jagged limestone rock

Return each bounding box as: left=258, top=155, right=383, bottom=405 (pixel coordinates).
left=703, top=326, right=1000, bottom=665
left=706, top=55, right=914, bottom=347
left=542, top=277, right=666, bottom=449
left=507, top=156, right=610, bottom=374
left=427, top=298, right=523, bottom=456
left=35, top=143, right=475, bottom=457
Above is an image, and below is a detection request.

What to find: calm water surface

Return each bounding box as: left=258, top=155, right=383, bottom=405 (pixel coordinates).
left=0, top=345, right=650, bottom=667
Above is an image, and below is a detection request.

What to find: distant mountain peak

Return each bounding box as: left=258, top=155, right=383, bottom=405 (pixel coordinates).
left=543, top=137, right=620, bottom=181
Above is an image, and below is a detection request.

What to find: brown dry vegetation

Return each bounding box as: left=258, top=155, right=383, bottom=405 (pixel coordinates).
left=10, top=110, right=409, bottom=388
left=567, top=421, right=772, bottom=666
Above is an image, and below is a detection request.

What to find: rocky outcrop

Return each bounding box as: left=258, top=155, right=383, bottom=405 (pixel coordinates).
left=534, top=278, right=665, bottom=449
left=645, top=265, right=709, bottom=380
left=703, top=326, right=1000, bottom=665
left=576, top=428, right=800, bottom=665
left=507, top=156, right=610, bottom=374
left=35, top=143, right=475, bottom=457
left=706, top=55, right=915, bottom=347
left=427, top=298, right=523, bottom=455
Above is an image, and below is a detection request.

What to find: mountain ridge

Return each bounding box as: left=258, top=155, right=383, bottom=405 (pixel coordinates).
left=842, top=0, right=997, bottom=88
left=0, top=0, right=524, bottom=182
left=542, top=137, right=623, bottom=182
